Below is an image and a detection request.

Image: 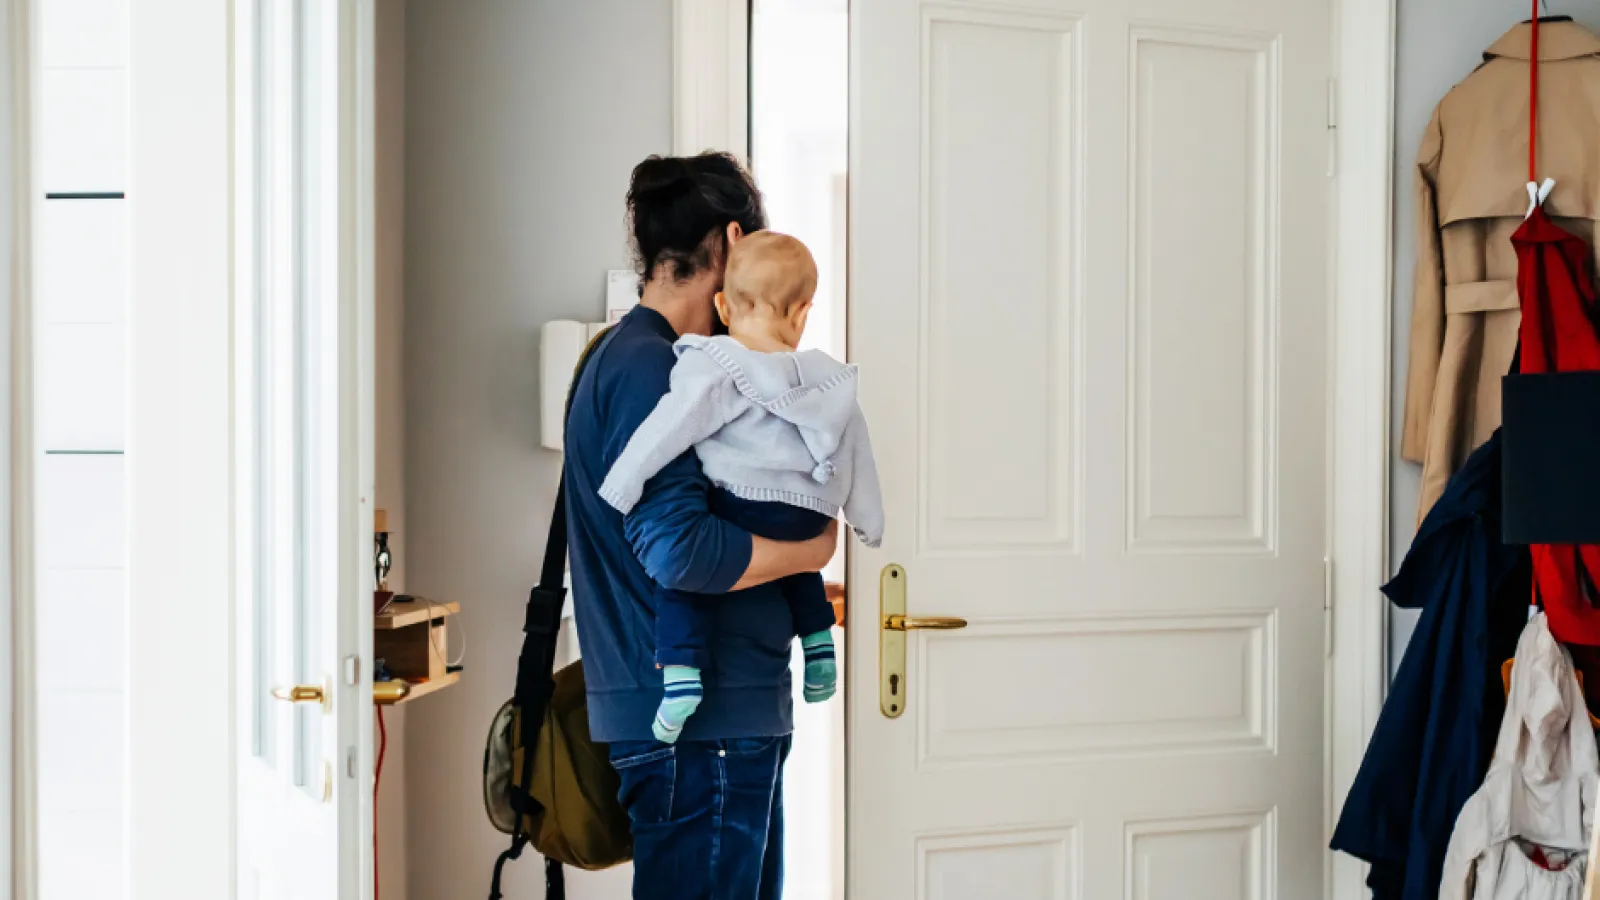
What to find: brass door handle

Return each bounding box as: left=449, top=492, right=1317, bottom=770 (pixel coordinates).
left=271, top=682, right=331, bottom=713
left=883, top=614, right=967, bottom=631
left=880, top=564, right=969, bottom=719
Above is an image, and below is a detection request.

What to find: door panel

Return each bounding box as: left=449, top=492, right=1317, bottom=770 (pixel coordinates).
left=1127, top=812, right=1273, bottom=900
left=920, top=7, right=1080, bottom=556
left=1129, top=28, right=1276, bottom=553
left=919, top=828, right=1076, bottom=900
left=847, top=0, right=1330, bottom=895
left=233, top=2, right=371, bottom=898
left=921, top=611, right=1271, bottom=765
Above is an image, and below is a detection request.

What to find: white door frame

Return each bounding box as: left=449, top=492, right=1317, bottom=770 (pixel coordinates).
left=5, top=0, right=36, bottom=894
left=675, top=2, right=1397, bottom=898
left=1325, top=2, right=1397, bottom=898
left=340, top=1, right=378, bottom=894
left=126, top=1, right=235, bottom=898
left=674, top=0, right=750, bottom=160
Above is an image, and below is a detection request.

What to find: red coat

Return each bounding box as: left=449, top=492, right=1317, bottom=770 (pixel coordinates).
left=1511, top=207, right=1600, bottom=649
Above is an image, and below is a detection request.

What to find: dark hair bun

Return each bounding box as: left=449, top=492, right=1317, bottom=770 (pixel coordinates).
left=627, top=152, right=767, bottom=287
left=628, top=156, right=696, bottom=200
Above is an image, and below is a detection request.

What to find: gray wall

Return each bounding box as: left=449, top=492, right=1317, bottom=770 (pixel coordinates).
left=400, top=2, right=672, bottom=898
left=1388, top=3, right=1600, bottom=664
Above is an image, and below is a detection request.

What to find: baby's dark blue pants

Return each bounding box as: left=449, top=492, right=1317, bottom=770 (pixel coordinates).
left=655, top=488, right=836, bottom=669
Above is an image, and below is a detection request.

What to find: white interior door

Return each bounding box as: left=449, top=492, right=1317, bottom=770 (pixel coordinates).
left=847, top=0, right=1332, bottom=897
left=233, top=1, right=373, bottom=898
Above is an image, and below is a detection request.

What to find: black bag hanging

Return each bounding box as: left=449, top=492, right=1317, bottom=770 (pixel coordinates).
left=485, top=328, right=630, bottom=899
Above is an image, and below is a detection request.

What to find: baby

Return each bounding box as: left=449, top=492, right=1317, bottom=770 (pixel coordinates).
left=599, top=230, right=883, bottom=743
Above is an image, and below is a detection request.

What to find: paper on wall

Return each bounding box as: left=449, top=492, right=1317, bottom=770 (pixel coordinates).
left=606, top=269, right=639, bottom=324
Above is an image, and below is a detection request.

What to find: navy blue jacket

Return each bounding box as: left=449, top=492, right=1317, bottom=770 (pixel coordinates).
left=564, top=306, right=796, bottom=742
left=1330, top=431, right=1530, bottom=900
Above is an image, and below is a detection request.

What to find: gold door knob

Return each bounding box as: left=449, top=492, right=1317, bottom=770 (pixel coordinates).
left=271, top=683, right=330, bottom=713
left=883, top=614, right=967, bottom=631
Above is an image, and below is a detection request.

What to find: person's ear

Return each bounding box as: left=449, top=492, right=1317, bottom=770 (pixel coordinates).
left=726, top=221, right=745, bottom=246
left=714, top=291, right=733, bottom=327
left=791, top=300, right=813, bottom=336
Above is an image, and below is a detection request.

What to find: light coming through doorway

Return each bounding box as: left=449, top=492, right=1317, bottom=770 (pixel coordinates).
left=750, top=1, right=848, bottom=898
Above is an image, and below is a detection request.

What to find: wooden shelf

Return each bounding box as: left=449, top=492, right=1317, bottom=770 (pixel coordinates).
left=377, top=671, right=461, bottom=706
left=375, top=599, right=459, bottom=630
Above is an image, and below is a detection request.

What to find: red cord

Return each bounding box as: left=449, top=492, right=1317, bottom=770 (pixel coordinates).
left=376, top=705, right=387, bottom=900
left=1526, top=0, right=1541, bottom=612
left=1530, top=2, right=1540, bottom=182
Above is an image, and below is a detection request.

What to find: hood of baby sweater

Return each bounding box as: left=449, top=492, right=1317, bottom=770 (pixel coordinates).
left=677, top=334, right=859, bottom=483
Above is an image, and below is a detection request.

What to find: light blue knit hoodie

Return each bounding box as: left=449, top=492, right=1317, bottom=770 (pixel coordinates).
left=599, top=334, right=884, bottom=548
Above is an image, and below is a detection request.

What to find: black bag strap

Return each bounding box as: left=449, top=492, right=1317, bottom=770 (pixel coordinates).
left=489, top=325, right=612, bottom=900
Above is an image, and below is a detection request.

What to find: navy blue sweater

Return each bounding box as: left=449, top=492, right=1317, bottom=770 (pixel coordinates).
left=564, top=306, right=796, bottom=742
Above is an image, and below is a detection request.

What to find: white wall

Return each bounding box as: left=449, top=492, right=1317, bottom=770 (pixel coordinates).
left=401, top=3, right=672, bottom=898
left=34, top=1, right=129, bottom=897
left=1388, top=3, right=1600, bottom=665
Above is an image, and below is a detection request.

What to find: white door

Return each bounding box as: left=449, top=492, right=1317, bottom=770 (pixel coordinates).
left=233, top=1, right=374, bottom=898
left=847, top=0, right=1331, bottom=897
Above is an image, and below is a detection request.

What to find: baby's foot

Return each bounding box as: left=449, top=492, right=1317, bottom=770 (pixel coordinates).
left=653, top=665, right=703, bottom=744
left=801, top=631, right=837, bottom=703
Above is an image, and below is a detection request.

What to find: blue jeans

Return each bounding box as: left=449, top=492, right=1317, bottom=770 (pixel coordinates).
left=609, top=736, right=791, bottom=900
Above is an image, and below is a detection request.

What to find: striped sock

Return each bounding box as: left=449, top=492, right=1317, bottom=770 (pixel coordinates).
left=801, top=631, right=837, bottom=704
left=653, top=665, right=703, bottom=744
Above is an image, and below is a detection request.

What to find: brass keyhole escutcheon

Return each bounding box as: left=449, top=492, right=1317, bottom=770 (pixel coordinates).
left=880, top=564, right=907, bottom=718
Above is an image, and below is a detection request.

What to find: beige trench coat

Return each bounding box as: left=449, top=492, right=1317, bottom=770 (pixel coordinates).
left=1404, top=21, right=1600, bottom=523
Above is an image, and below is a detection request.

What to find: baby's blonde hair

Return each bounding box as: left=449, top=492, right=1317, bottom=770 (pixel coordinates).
left=724, top=231, right=818, bottom=316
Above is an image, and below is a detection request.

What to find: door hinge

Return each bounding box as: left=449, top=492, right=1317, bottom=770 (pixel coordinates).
left=1323, top=556, right=1335, bottom=658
